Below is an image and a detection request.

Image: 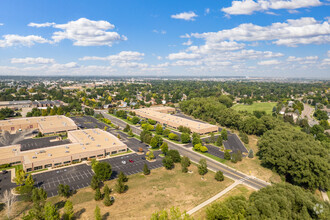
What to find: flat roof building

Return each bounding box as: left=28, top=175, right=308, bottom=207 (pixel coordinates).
left=0, top=116, right=77, bottom=134
left=0, top=128, right=128, bottom=172
left=134, top=107, right=218, bottom=135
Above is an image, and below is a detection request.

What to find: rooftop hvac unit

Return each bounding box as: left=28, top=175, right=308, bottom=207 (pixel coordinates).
left=97, top=144, right=101, bottom=147
left=65, top=146, right=69, bottom=149
left=105, top=138, right=109, bottom=141
left=48, top=154, right=52, bottom=157
left=32, top=156, right=37, bottom=159
left=12, top=149, right=17, bottom=151
left=40, top=150, right=46, bottom=153
left=82, top=147, right=86, bottom=150
left=65, top=151, right=69, bottom=153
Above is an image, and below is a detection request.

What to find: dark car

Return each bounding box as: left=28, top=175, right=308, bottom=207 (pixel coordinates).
left=2, top=170, right=8, bottom=174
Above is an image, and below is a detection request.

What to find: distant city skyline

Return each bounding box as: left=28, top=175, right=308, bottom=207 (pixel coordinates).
left=0, top=0, right=329, bottom=77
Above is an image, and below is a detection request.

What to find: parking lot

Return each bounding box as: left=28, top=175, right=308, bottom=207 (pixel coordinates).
left=33, top=152, right=163, bottom=197
left=70, top=116, right=109, bottom=130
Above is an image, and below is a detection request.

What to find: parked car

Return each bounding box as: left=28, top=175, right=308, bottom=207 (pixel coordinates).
left=129, top=159, right=134, bottom=163
left=1, top=170, right=8, bottom=174
left=121, top=160, right=126, bottom=164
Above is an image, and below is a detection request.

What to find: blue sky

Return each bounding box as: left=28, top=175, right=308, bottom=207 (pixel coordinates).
left=0, top=0, right=329, bottom=77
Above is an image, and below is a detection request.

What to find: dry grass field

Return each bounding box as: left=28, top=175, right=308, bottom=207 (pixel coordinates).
left=2, top=163, right=234, bottom=220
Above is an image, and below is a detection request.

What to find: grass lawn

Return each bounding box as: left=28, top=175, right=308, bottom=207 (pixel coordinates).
left=192, top=184, right=255, bottom=219
left=231, top=102, right=277, bottom=115
left=0, top=164, right=23, bottom=171
left=3, top=165, right=234, bottom=219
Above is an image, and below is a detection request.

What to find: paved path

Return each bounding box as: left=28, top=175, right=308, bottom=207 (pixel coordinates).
left=302, top=103, right=319, bottom=127
left=99, top=111, right=270, bottom=190
left=186, top=179, right=249, bottom=215
left=321, top=190, right=329, bottom=202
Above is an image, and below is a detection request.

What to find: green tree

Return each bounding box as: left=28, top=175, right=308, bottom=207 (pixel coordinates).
left=248, top=149, right=254, bottom=158
left=115, top=178, right=127, bottom=194
left=192, top=136, right=202, bottom=146
left=156, top=124, right=163, bottom=135
left=143, top=163, right=150, bottom=175
left=14, top=169, right=26, bottom=185
left=160, top=142, right=169, bottom=155
left=131, top=116, right=140, bottom=124
left=90, top=175, right=101, bottom=190
left=215, top=171, right=224, bottom=181
left=181, top=133, right=190, bottom=143
left=25, top=174, right=34, bottom=186
left=94, top=187, right=102, bottom=201
left=62, top=200, right=74, bottom=220
left=146, top=151, right=155, bottom=160
left=94, top=205, right=101, bottom=220
left=167, top=150, right=181, bottom=163
left=162, top=156, right=174, bottom=170
left=216, top=136, right=223, bottom=146
left=118, top=171, right=128, bottom=182
left=103, top=192, right=113, bottom=207
left=128, top=129, right=134, bottom=137
left=168, top=133, right=179, bottom=141
left=44, top=202, right=60, bottom=220
left=198, top=159, right=208, bottom=175
left=162, top=128, right=170, bottom=137
left=92, top=161, right=112, bottom=181
left=210, top=133, right=215, bottom=143
left=123, top=124, right=130, bottom=132
left=103, top=184, right=110, bottom=196
left=151, top=206, right=192, bottom=220
left=180, top=156, right=191, bottom=173
left=224, top=150, right=231, bottom=160
left=221, top=129, right=228, bottom=140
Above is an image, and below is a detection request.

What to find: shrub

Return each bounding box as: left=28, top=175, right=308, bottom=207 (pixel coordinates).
left=168, top=133, right=179, bottom=141
left=248, top=149, right=254, bottom=158
left=181, top=156, right=191, bottom=173
left=215, top=171, right=224, bottom=181
left=198, top=159, right=208, bottom=175
left=162, top=156, right=174, bottom=170
left=167, top=150, right=181, bottom=163
left=94, top=188, right=102, bottom=201
left=162, top=129, right=170, bottom=137
left=224, top=150, right=231, bottom=160
left=181, top=133, right=190, bottom=143
left=143, top=163, right=150, bottom=175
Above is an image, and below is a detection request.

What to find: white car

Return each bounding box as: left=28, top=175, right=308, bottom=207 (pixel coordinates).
left=121, top=160, right=126, bottom=164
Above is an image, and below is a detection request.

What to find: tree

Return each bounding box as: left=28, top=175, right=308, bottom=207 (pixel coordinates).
left=167, top=150, right=181, bottom=163
left=25, top=174, right=35, bottom=186
left=0, top=190, right=17, bottom=219
left=168, top=133, right=179, bottom=141
left=57, top=184, right=71, bottom=198
left=210, top=133, right=216, bottom=143
left=92, top=161, right=112, bottom=181
left=118, top=171, right=128, bottom=182
left=123, top=124, right=130, bottom=132
left=131, top=116, right=140, bottom=124
left=181, top=156, right=191, bottom=173
left=162, top=128, right=170, bottom=137
left=103, top=184, right=110, bottom=196
left=216, top=135, right=223, bottom=146
left=94, top=205, right=101, bottom=220
left=248, top=149, right=254, bottom=158
left=151, top=206, right=193, bottom=220
left=163, top=156, right=174, bottom=170
left=117, top=133, right=121, bottom=139
left=239, top=132, right=249, bottom=144
left=236, top=150, right=242, bottom=161
left=44, top=202, right=60, bottom=220
left=150, top=136, right=159, bottom=148
left=198, top=159, right=208, bottom=175
left=94, top=187, right=102, bottom=201
left=181, top=133, right=190, bottom=143
left=224, top=150, right=231, bottom=160
left=200, top=145, right=208, bottom=153
left=14, top=169, right=26, bottom=185
left=156, top=124, right=163, bottom=135
left=103, top=192, right=113, bottom=207
left=146, top=151, right=155, bottom=160
left=115, top=178, right=126, bottom=194
left=128, top=129, right=134, bottom=137
left=221, top=129, right=228, bottom=140
left=91, top=175, right=101, bottom=190
left=143, top=163, right=150, bottom=175
left=160, top=142, right=168, bottom=155
left=215, top=171, right=224, bottom=181
left=62, top=200, right=74, bottom=220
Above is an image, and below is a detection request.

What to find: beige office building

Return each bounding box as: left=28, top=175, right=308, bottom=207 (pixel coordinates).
left=0, top=128, right=128, bottom=172
left=0, top=116, right=77, bottom=134
left=134, top=107, right=218, bottom=134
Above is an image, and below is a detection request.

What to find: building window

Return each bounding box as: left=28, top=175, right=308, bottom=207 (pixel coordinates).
left=111, top=151, right=117, bottom=155
left=45, top=164, right=52, bottom=168
left=119, top=149, right=126, bottom=152
left=72, top=159, right=79, bottom=163
left=81, top=157, right=88, bottom=161
left=89, top=156, right=96, bottom=159
left=34, top=166, right=43, bottom=170
left=54, top=163, right=62, bottom=166
left=26, top=168, right=32, bottom=172
left=11, top=127, right=15, bottom=131
left=97, top=154, right=103, bottom=158
left=105, top=152, right=110, bottom=156
left=64, top=161, right=71, bottom=164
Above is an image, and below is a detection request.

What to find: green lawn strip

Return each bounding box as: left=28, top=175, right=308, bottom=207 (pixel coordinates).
left=0, top=164, right=23, bottom=171
left=231, top=102, right=277, bottom=115
left=193, top=149, right=227, bottom=164
left=28, top=168, right=48, bottom=174
left=109, top=150, right=132, bottom=157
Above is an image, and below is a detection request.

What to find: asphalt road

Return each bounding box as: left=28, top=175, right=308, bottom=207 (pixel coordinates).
left=101, top=111, right=270, bottom=190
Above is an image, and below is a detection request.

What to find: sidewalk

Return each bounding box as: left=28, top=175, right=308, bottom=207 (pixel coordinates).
left=187, top=180, right=242, bottom=215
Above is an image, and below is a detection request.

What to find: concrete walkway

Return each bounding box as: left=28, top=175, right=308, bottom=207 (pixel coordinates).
left=187, top=177, right=251, bottom=215
left=321, top=190, right=329, bottom=202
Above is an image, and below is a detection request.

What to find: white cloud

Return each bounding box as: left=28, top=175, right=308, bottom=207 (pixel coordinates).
left=167, top=52, right=201, bottom=60
left=80, top=51, right=144, bottom=62
left=171, top=11, right=198, bottom=21
left=182, top=39, right=193, bottom=46
left=153, top=29, right=166, bottom=34
left=258, top=59, right=280, bottom=65
left=0, top=34, right=50, bottom=47
left=191, top=17, right=330, bottom=47
left=222, top=0, right=322, bottom=15
left=11, top=57, right=55, bottom=65
left=286, top=56, right=318, bottom=64
left=28, top=22, right=56, bottom=28
left=187, top=41, right=246, bottom=54
left=0, top=23, right=3, bottom=26
left=51, top=18, right=126, bottom=46
left=205, top=8, right=210, bottom=15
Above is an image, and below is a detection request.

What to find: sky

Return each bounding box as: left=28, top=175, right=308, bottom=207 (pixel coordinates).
left=0, top=0, right=329, bottom=78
